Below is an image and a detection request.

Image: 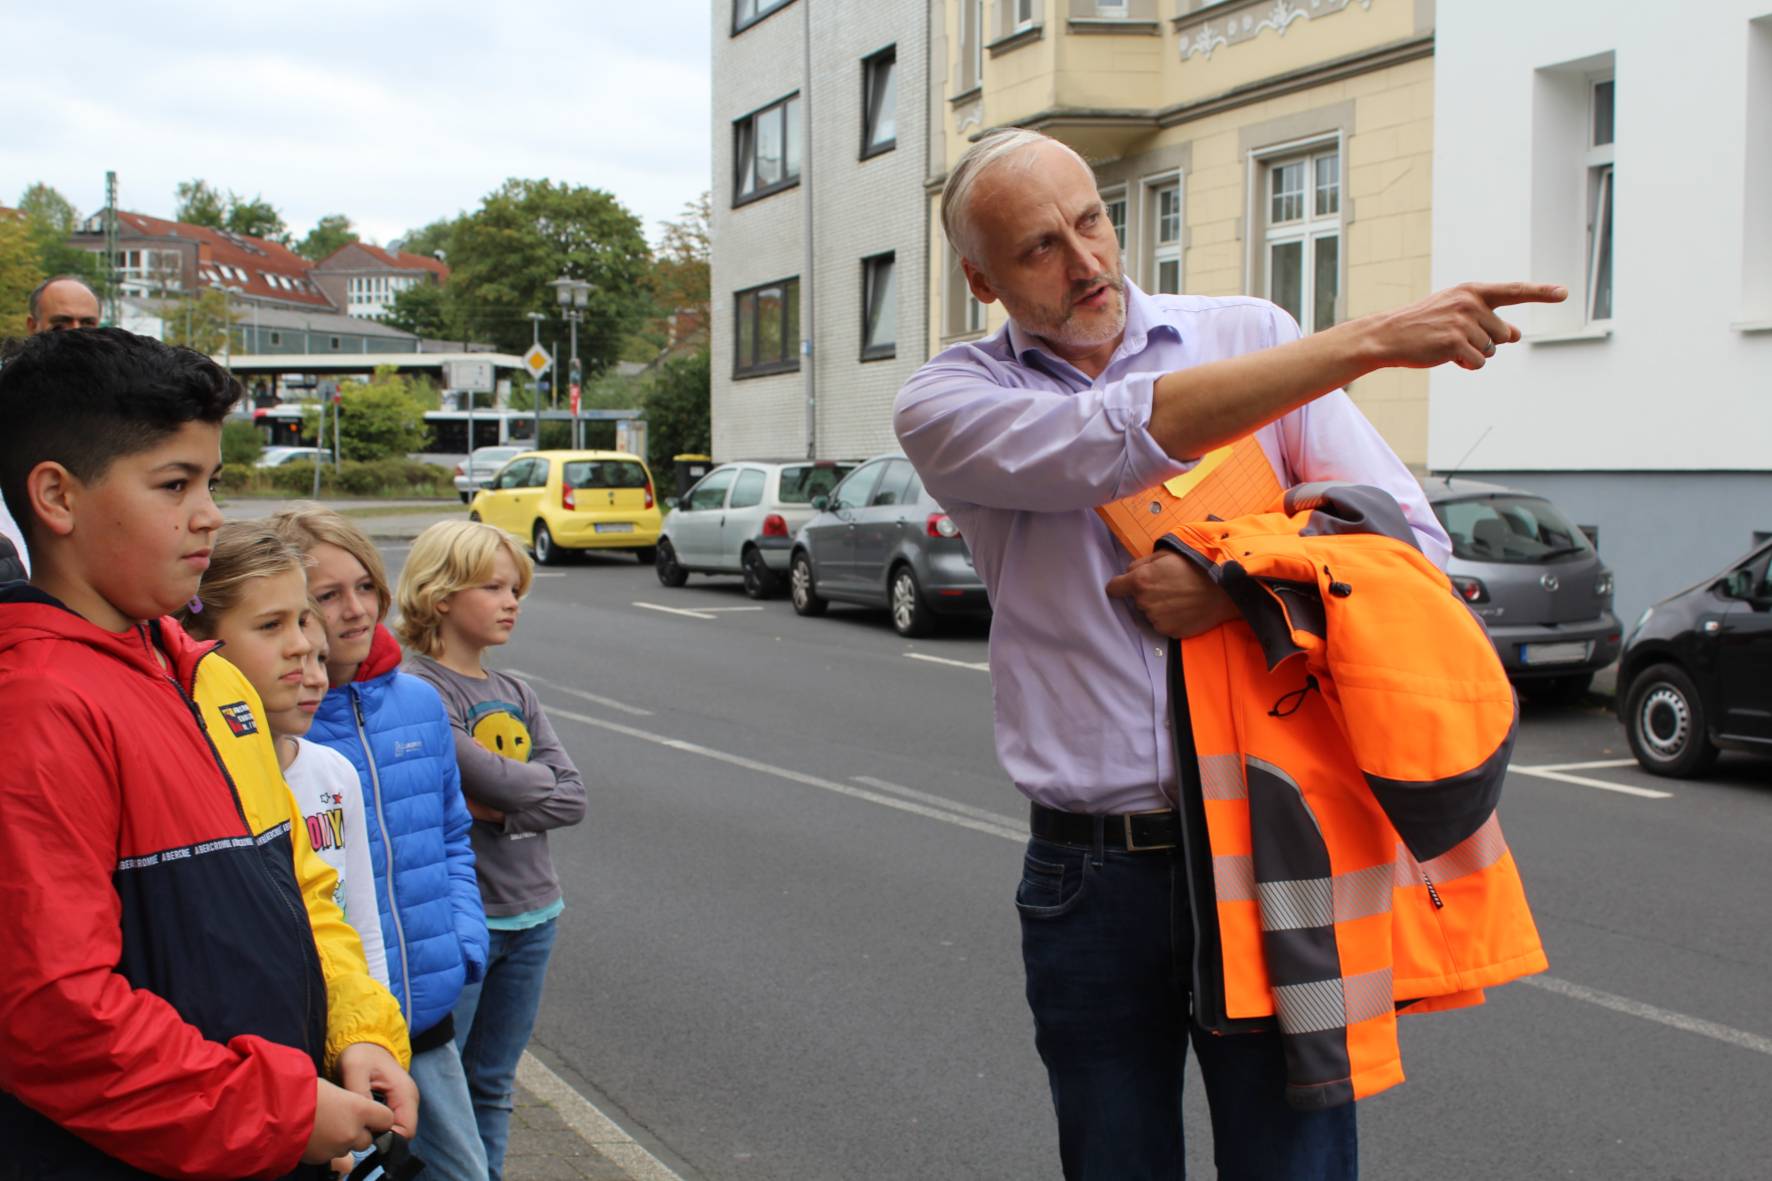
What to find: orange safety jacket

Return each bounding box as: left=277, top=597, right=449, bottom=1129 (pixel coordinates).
left=1156, top=482, right=1548, bottom=1110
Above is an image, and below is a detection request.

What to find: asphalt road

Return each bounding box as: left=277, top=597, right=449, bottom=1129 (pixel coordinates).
left=383, top=544, right=1771, bottom=1181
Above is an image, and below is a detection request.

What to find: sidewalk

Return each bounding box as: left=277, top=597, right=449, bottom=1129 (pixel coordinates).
left=217, top=496, right=463, bottom=543
left=505, top=1080, right=640, bottom=1181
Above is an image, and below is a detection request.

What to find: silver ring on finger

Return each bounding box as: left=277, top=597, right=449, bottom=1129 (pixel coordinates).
left=1481, top=340, right=1496, bottom=357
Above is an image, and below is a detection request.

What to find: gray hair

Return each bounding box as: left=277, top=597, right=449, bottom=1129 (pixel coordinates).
left=940, top=128, right=1090, bottom=263
left=27, top=274, right=99, bottom=320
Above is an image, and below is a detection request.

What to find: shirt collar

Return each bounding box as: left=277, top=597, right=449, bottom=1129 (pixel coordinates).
left=1002, top=279, right=1180, bottom=373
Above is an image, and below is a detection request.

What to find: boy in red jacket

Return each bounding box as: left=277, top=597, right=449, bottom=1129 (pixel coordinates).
left=0, top=329, right=418, bottom=1180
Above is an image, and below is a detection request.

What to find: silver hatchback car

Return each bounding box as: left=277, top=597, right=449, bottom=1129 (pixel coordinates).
left=788, top=451, right=989, bottom=637
left=1426, top=478, right=1621, bottom=703
left=656, top=460, right=858, bottom=597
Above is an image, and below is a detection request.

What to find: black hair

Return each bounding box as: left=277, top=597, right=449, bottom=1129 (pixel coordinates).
left=0, top=328, right=240, bottom=542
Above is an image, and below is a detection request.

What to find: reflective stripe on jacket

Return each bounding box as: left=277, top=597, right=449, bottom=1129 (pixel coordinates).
left=1161, top=483, right=1547, bottom=1110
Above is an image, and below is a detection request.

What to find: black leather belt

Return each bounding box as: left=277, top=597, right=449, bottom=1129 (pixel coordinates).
left=1029, top=803, right=1179, bottom=852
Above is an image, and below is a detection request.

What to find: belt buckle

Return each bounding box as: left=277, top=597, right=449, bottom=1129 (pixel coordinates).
left=1123, top=809, right=1175, bottom=852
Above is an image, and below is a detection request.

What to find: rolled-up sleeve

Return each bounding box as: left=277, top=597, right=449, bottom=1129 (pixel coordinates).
left=894, top=357, right=1190, bottom=513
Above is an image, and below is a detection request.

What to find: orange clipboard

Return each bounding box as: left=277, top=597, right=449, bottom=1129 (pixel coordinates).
left=1095, top=434, right=1283, bottom=559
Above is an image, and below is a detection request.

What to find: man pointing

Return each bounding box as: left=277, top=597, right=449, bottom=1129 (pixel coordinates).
left=894, top=127, right=1563, bottom=1180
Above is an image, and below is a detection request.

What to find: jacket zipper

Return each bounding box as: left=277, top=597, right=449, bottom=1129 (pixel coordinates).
left=1169, top=637, right=1230, bottom=1033
left=170, top=637, right=320, bottom=1044
left=354, top=690, right=415, bottom=1018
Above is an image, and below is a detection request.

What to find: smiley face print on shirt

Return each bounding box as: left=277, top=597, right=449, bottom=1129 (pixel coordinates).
left=469, top=701, right=533, bottom=763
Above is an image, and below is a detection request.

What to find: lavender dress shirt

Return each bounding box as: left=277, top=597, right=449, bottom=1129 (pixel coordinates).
left=893, top=283, right=1449, bottom=814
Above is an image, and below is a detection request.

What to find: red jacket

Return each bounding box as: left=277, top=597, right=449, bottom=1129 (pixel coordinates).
left=0, top=588, right=404, bottom=1179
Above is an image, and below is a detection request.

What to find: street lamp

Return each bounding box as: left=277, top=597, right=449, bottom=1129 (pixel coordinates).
left=548, top=276, right=591, bottom=448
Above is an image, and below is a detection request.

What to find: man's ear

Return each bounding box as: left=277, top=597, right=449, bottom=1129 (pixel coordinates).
left=961, top=259, right=1000, bottom=306
left=23, top=315, right=40, bottom=334
left=26, top=461, right=80, bottom=539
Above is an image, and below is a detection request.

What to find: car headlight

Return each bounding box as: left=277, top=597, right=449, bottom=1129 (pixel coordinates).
left=1594, top=571, right=1614, bottom=597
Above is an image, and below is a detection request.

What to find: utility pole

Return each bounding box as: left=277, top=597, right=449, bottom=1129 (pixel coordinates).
left=103, top=171, right=121, bottom=329
left=801, top=0, right=816, bottom=458
left=527, top=311, right=545, bottom=447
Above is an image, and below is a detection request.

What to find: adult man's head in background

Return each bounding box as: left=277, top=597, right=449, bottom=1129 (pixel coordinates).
left=26, top=275, right=101, bottom=334
left=941, top=128, right=1126, bottom=365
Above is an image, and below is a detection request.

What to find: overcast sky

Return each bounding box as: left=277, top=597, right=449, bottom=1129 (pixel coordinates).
left=1, top=0, right=712, bottom=249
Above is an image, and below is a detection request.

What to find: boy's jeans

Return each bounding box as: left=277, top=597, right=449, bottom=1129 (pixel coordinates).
left=452, top=917, right=560, bottom=1181
left=1018, top=835, right=1358, bottom=1180
left=407, top=1039, right=490, bottom=1181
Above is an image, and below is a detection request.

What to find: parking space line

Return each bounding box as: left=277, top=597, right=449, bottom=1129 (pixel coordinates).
left=906, top=652, right=991, bottom=672
left=1508, top=766, right=1673, bottom=800
left=633, top=602, right=717, bottom=620
left=1516, top=758, right=1639, bottom=772
left=852, top=775, right=1023, bottom=829
left=1521, top=976, right=1772, bottom=1059
left=504, top=669, right=655, bottom=717
left=544, top=704, right=1025, bottom=843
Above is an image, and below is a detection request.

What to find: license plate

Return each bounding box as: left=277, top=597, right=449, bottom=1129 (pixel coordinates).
left=593, top=522, right=635, bottom=534
left=1522, top=640, right=1592, bottom=666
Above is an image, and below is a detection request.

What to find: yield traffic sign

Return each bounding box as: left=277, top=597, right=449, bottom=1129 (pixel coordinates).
left=522, top=343, right=553, bottom=378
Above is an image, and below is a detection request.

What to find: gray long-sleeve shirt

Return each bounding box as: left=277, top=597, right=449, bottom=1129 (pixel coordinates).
left=404, top=654, right=587, bottom=918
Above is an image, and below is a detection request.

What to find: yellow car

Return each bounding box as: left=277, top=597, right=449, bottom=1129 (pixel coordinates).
left=469, top=449, right=663, bottom=565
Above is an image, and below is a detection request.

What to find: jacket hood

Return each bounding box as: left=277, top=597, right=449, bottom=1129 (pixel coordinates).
left=355, top=622, right=404, bottom=683
left=0, top=583, right=216, bottom=692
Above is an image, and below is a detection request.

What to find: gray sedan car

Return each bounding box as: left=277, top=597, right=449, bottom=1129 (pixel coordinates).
left=1426, top=477, right=1621, bottom=702
left=788, top=452, right=989, bottom=637
left=656, top=460, right=858, bottom=597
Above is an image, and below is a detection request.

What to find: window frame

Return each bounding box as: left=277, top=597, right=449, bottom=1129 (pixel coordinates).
left=1101, top=185, right=1128, bottom=254
left=733, top=92, right=802, bottom=208
left=1144, top=174, right=1183, bottom=295
left=685, top=466, right=738, bottom=512
left=830, top=461, right=886, bottom=512
left=732, top=276, right=801, bottom=379
left=732, top=0, right=794, bottom=35
left=861, top=45, right=898, bottom=160
left=1253, top=136, right=1343, bottom=334
left=1584, top=73, right=1616, bottom=325
left=860, top=252, right=898, bottom=361
left=729, top=467, right=767, bottom=510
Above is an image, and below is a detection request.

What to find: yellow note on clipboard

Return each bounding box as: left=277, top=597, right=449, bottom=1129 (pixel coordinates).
left=1095, top=434, right=1283, bottom=559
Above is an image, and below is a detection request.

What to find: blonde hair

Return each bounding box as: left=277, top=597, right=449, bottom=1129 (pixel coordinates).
left=267, top=502, right=392, bottom=621
left=173, top=522, right=309, bottom=640
left=394, top=520, right=534, bottom=658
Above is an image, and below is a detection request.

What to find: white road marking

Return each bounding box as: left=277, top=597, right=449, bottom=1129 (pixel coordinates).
left=699, top=606, right=767, bottom=613
left=1516, top=758, right=1639, bottom=772
left=906, top=652, right=991, bottom=672
left=852, top=775, right=1023, bottom=829
left=517, top=1053, right=686, bottom=1181
left=633, top=601, right=717, bottom=620
left=545, top=705, right=1025, bottom=843
left=1521, top=976, right=1772, bottom=1059
left=505, top=669, right=655, bottom=717
left=1509, top=765, right=1673, bottom=800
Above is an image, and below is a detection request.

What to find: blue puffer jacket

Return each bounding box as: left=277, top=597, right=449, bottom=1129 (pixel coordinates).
left=309, top=625, right=487, bottom=1038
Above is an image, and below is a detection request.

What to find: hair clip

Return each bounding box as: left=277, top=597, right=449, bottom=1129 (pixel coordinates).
left=187, top=595, right=204, bottom=614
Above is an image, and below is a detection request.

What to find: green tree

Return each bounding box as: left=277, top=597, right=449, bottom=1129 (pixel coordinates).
left=297, top=213, right=357, bottom=261
left=385, top=281, right=454, bottom=340
left=17, top=184, right=77, bottom=235
left=444, top=179, right=652, bottom=364
left=330, top=366, right=429, bottom=460
left=640, top=348, right=710, bottom=479
left=224, top=194, right=287, bottom=244
left=175, top=179, right=227, bottom=228
left=0, top=215, right=46, bottom=339
left=162, top=288, right=237, bottom=354
left=642, top=192, right=710, bottom=357
left=221, top=419, right=264, bottom=465
left=14, top=183, right=101, bottom=287
left=393, top=217, right=458, bottom=262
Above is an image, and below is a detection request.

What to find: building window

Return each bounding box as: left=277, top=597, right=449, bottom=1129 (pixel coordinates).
left=861, top=253, right=897, bottom=360
left=734, top=94, right=802, bottom=205
left=1146, top=177, right=1182, bottom=294
left=1262, top=145, right=1340, bottom=333
left=734, top=277, right=800, bottom=377
left=862, top=47, right=897, bottom=158
left=733, top=0, right=793, bottom=34
left=1014, top=0, right=1036, bottom=31
left=270, top=332, right=282, bottom=346
left=1586, top=77, right=1615, bottom=322
left=1103, top=188, right=1127, bottom=251
left=1095, top=0, right=1128, bottom=14
left=329, top=336, right=341, bottom=350
left=944, top=247, right=987, bottom=338
left=958, top=0, right=984, bottom=92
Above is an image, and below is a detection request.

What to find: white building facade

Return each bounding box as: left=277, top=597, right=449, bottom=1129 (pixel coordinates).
left=710, top=0, right=929, bottom=461
left=1430, top=2, right=1772, bottom=627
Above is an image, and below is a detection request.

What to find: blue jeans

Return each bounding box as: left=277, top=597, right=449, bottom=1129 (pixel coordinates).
left=407, top=1039, right=490, bottom=1181
left=1018, top=834, right=1357, bottom=1181
left=452, top=917, right=560, bottom=1181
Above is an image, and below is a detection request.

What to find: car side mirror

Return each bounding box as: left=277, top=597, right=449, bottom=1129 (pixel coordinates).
left=812, top=494, right=829, bottom=511
left=665, top=496, right=679, bottom=510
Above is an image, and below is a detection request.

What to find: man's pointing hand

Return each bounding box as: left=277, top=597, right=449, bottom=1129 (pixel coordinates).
left=1360, top=281, right=1567, bottom=372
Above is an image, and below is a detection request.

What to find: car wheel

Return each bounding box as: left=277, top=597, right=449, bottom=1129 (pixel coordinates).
left=533, top=521, right=562, bottom=567
left=742, top=546, right=781, bottom=600
left=468, top=511, right=482, bottom=523
left=1625, top=662, right=1719, bottom=778
left=655, top=539, right=689, bottom=587
left=889, top=564, right=934, bottom=638
left=790, top=552, right=827, bottom=617
left=1521, top=672, right=1593, bottom=706
left=634, top=546, right=657, bottom=565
